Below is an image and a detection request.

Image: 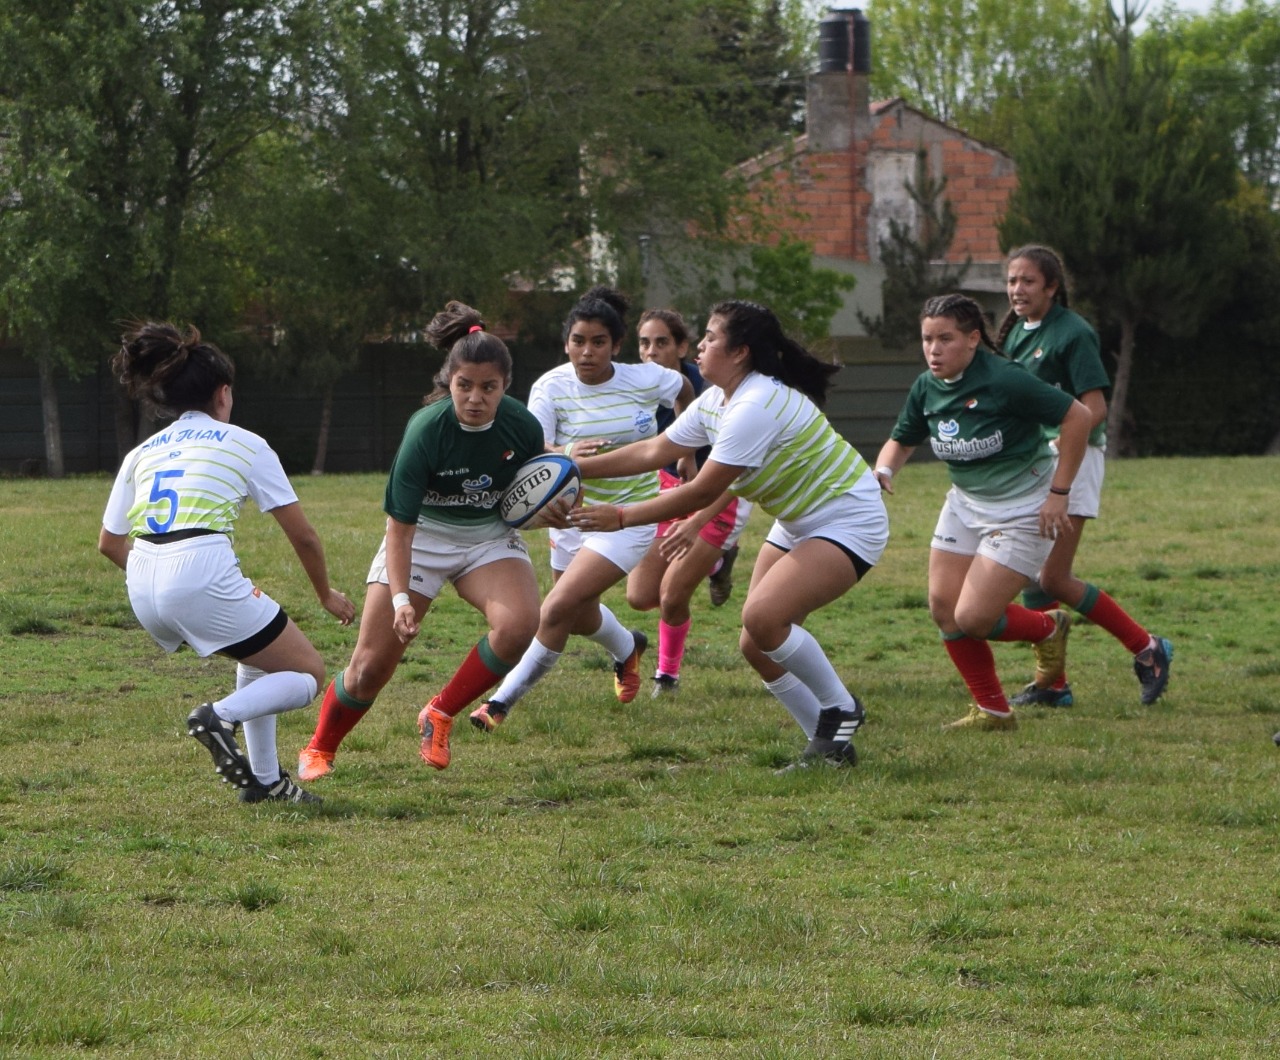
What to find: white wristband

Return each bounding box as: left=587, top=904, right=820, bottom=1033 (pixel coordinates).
left=392, top=592, right=411, bottom=611
left=875, top=465, right=894, bottom=478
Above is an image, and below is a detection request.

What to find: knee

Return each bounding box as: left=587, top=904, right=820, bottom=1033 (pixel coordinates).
left=738, top=627, right=775, bottom=677
left=626, top=585, right=659, bottom=612
left=953, top=603, right=997, bottom=640
left=739, top=598, right=770, bottom=642
left=539, top=594, right=577, bottom=633
left=928, top=592, right=956, bottom=633
left=345, top=650, right=396, bottom=700
left=306, top=661, right=326, bottom=692
left=490, top=614, right=539, bottom=661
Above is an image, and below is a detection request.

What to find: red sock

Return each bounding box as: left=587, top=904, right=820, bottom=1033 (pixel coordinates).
left=943, top=636, right=1009, bottom=712
left=434, top=644, right=504, bottom=717
left=306, top=678, right=371, bottom=755
left=1080, top=590, right=1150, bottom=656
left=991, top=605, right=1056, bottom=644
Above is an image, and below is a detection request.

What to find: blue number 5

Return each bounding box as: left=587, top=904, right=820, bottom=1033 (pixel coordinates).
left=146, top=469, right=185, bottom=533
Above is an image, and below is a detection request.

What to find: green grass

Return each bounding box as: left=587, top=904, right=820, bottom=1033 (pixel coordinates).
left=1, top=457, right=1278, bottom=1057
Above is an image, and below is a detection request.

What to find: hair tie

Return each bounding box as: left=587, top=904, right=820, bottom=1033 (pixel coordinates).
left=468, top=325, right=484, bottom=334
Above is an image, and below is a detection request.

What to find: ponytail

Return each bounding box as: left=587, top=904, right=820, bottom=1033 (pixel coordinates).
left=710, top=300, right=838, bottom=406
left=422, top=300, right=513, bottom=405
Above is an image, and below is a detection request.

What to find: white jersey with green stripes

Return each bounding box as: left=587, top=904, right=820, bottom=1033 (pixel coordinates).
left=102, top=411, right=297, bottom=542
left=665, top=372, right=868, bottom=520
left=527, top=360, right=684, bottom=506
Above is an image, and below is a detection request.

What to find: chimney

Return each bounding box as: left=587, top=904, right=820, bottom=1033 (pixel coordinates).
left=806, top=8, right=871, bottom=152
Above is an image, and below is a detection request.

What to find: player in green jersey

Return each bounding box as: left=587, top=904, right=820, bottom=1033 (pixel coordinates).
left=874, top=294, right=1092, bottom=733
left=998, top=245, right=1173, bottom=708
left=298, top=301, right=546, bottom=778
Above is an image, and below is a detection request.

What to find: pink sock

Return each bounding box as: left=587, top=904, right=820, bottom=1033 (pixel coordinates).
left=658, top=618, right=691, bottom=678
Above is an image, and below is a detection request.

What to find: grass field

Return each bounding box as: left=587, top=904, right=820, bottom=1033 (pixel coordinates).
left=1, top=457, right=1278, bottom=1058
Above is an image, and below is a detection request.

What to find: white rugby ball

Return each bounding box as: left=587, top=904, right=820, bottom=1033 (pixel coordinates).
left=500, top=453, right=582, bottom=529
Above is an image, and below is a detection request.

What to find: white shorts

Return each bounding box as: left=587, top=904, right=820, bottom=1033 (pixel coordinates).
left=763, top=477, right=889, bottom=569
left=724, top=498, right=754, bottom=550
left=1068, top=445, right=1104, bottom=519
left=931, top=485, right=1054, bottom=579
left=547, top=524, right=656, bottom=574
left=366, top=526, right=531, bottom=600
left=126, top=535, right=284, bottom=657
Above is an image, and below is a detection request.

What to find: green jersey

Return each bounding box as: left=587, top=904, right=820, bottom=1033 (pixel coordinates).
left=1003, top=303, right=1109, bottom=448
left=384, top=396, right=545, bottom=538
left=891, top=348, right=1074, bottom=502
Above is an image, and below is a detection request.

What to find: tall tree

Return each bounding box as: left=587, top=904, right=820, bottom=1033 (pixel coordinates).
left=1156, top=0, right=1280, bottom=203
left=0, top=1, right=311, bottom=472
left=1000, top=1, right=1242, bottom=454
left=866, top=0, right=1104, bottom=146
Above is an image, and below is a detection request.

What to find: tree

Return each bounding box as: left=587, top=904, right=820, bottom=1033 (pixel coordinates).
left=2, top=1, right=815, bottom=473
left=866, top=0, right=1104, bottom=147
left=0, top=1, right=310, bottom=472
left=732, top=237, right=856, bottom=345
left=857, top=148, right=970, bottom=348
left=1000, top=1, right=1243, bottom=454
left=1156, top=0, right=1280, bottom=203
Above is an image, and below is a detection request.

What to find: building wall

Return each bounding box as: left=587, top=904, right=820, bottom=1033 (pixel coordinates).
left=736, top=94, right=1015, bottom=284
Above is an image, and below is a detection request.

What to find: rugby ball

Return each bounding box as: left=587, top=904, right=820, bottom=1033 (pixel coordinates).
left=500, top=453, right=582, bottom=529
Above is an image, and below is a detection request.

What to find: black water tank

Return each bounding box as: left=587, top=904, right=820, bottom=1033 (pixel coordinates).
left=816, top=9, right=871, bottom=74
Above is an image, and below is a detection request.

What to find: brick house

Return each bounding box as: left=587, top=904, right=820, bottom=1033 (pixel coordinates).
left=647, top=8, right=1017, bottom=453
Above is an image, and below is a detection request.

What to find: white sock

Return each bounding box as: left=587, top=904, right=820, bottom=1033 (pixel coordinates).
left=242, top=715, right=282, bottom=784
left=586, top=604, right=636, bottom=661
left=489, top=638, right=562, bottom=711
left=762, top=625, right=855, bottom=712
left=237, top=663, right=268, bottom=689
left=215, top=671, right=319, bottom=723
left=764, top=673, right=822, bottom=738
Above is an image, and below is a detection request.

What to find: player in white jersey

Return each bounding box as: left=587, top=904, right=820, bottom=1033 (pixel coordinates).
left=467, top=287, right=692, bottom=733
left=568, top=301, right=889, bottom=771
left=98, top=323, right=354, bottom=804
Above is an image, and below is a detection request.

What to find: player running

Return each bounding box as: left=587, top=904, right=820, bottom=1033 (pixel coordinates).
left=625, top=307, right=753, bottom=696
left=99, top=322, right=354, bottom=804
left=296, top=301, right=545, bottom=777
left=999, top=245, right=1173, bottom=707
left=467, top=287, right=692, bottom=733
left=873, top=294, right=1092, bottom=732
left=568, top=300, right=887, bottom=770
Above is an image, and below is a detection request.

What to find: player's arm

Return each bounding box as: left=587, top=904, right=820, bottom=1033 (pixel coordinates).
left=674, top=373, right=695, bottom=413
left=575, top=434, right=690, bottom=478
left=383, top=515, right=420, bottom=641
left=1078, top=388, right=1107, bottom=430
left=872, top=439, right=915, bottom=495
left=97, top=528, right=132, bottom=571
left=1038, top=398, right=1092, bottom=538
left=656, top=491, right=733, bottom=561
left=572, top=459, right=740, bottom=531
left=270, top=502, right=354, bottom=624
